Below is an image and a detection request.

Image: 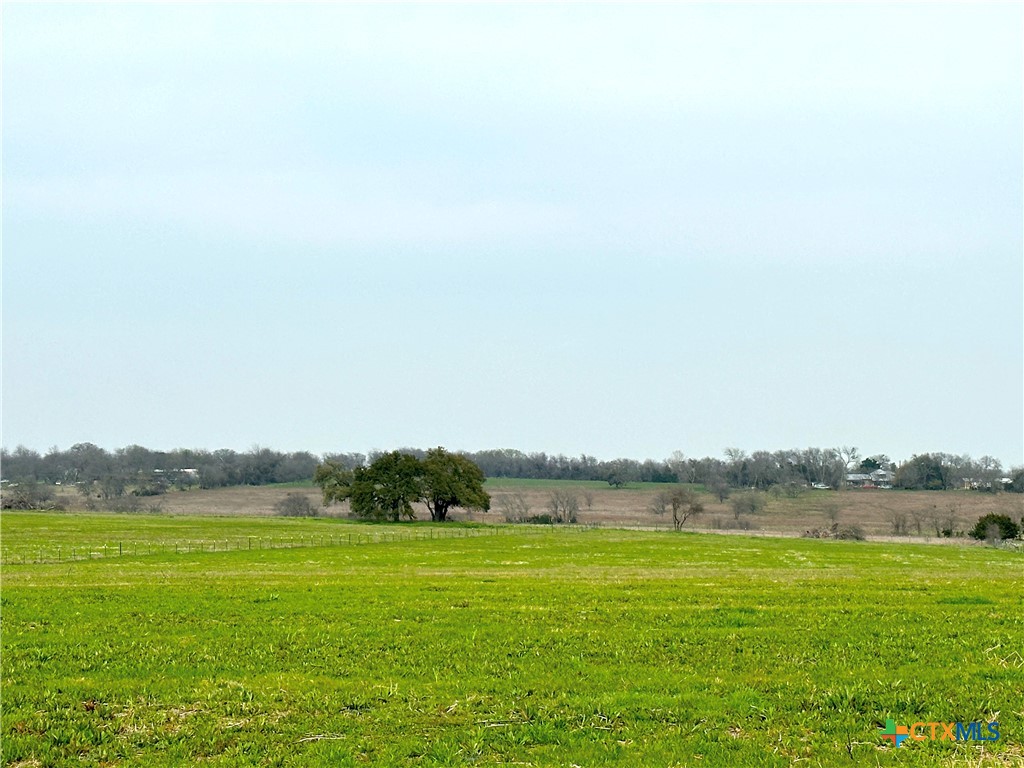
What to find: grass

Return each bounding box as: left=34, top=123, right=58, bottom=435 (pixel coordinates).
left=2, top=513, right=1022, bottom=767
left=0, top=512, right=506, bottom=564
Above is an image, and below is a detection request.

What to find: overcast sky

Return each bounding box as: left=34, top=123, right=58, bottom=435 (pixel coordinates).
left=3, top=3, right=1022, bottom=466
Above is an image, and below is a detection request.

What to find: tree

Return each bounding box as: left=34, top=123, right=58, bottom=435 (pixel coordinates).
left=730, top=491, right=766, bottom=520
left=349, top=451, right=424, bottom=522
left=313, top=449, right=490, bottom=523
left=894, top=454, right=954, bottom=490
left=421, top=447, right=490, bottom=522
left=969, top=514, right=1020, bottom=542
left=837, top=446, right=860, bottom=472
left=547, top=489, right=580, bottom=523
left=799, top=447, right=844, bottom=489
left=314, top=461, right=355, bottom=505
left=859, top=456, right=881, bottom=471
left=724, top=447, right=749, bottom=487
left=650, top=487, right=703, bottom=529
left=1008, top=467, right=1024, bottom=493
left=708, top=477, right=731, bottom=503
left=605, top=459, right=634, bottom=488
left=668, top=487, right=703, bottom=530
left=497, top=492, right=531, bottom=522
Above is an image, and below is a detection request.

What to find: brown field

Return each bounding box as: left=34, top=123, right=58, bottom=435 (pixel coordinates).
left=54, top=481, right=1023, bottom=541
left=484, top=482, right=1023, bottom=539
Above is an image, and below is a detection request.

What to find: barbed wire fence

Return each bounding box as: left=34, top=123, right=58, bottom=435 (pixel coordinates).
left=1, top=522, right=602, bottom=566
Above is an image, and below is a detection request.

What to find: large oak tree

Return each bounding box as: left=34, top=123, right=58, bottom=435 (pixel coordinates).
left=314, top=447, right=489, bottom=522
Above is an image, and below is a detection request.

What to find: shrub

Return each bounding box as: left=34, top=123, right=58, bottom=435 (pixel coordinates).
left=969, top=514, right=1020, bottom=541
left=274, top=493, right=319, bottom=517
left=1, top=481, right=58, bottom=510
left=835, top=525, right=866, bottom=541
left=801, top=524, right=865, bottom=541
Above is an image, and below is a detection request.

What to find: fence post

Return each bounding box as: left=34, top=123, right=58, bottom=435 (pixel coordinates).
left=119, top=542, right=123, bottom=557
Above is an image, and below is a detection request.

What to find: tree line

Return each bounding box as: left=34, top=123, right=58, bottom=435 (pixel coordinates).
left=2, top=442, right=1021, bottom=502
left=0, top=443, right=320, bottom=497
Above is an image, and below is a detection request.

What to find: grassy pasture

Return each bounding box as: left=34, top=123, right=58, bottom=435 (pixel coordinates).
left=2, top=514, right=1022, bottom=767
left=0, top=512, right=501, bottom=565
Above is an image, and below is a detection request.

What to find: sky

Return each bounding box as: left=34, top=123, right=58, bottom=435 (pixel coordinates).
left=3, top=3, right=1022, bottom=467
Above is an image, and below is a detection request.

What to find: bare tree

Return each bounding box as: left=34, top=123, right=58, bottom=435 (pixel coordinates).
left=547, top=489, right=579, bottom=524
left=940, top=503, right=961, bottom=537
left=668, top=487, right=704, bottom=530
left=837, top=446, right=860, bottom=472
left=648, top=492, right=669, bottom=517
left=497, top=492, right=531, bottom=523
left=885, top=508, right=909, bottom=535
left=909, top=508, right=924, bottom=536
left=666, top=451, right=688, bottom=482
left=822, top=500, right=841, bottom=525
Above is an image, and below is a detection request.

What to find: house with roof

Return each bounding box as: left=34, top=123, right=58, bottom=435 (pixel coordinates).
left=845, top=468, right=894, bottom=488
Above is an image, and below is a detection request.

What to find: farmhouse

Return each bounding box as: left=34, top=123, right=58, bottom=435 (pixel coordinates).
left=845, top=469, right=894, bottom=488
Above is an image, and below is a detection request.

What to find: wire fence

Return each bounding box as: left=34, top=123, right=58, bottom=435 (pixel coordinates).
left=1, top=522, right=598, bottom=566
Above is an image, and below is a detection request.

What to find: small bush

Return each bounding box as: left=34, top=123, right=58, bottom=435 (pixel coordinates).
left=274, top=493, right=319, bottom=517
left=969, top=514, right=1020, bottom=541
left=835, top=525, right=866, bottom=541
left=802, top=524, right=865, bottom=541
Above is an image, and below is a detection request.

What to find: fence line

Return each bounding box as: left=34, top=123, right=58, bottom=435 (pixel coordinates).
left=1, top=522, right=596, bottom=566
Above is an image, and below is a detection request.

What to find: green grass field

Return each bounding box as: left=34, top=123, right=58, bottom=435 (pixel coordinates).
left=0, top=512, right=502, bottom=564
left=2, top=513, right=1021, bottom=767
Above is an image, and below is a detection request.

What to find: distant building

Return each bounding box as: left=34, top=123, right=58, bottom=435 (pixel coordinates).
left=846, top=469, right=893, bottom=488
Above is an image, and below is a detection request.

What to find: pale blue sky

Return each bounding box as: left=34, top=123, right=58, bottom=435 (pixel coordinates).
left=3, top=3, right=1022, bottom=466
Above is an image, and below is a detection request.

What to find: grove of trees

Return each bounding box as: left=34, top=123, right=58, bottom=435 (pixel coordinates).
left=313, top=447, right=489, bottom=522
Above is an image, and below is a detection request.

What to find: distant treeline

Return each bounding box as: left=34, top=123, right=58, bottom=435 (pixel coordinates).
left=453, top=448, right=1021, bottom=493
left=1, top=444, right=319, bottom=496
left=2, top=443, right=1021, bottom=500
